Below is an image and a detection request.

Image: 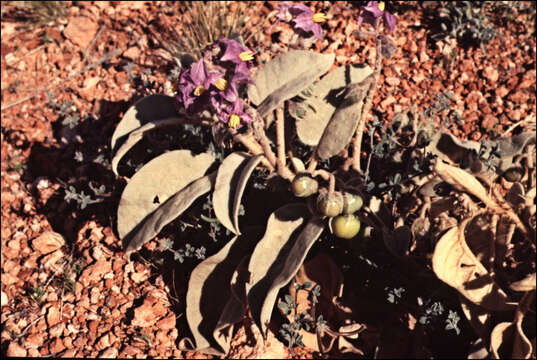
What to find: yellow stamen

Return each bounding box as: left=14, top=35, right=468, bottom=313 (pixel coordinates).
left=215, top=78, right=228, bottom=91
left=312, top=12, right=326, bottom=23
left=228, top=114, right=240, bottom=128
left=239, top=50, right=254, bottom=61
left=378, top=2, right=385, bottom=11
left=193, top=85, right=206, bottom=96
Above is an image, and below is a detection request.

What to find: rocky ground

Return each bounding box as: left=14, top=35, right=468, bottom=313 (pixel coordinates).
left=1, top=1, right=535, bottom=358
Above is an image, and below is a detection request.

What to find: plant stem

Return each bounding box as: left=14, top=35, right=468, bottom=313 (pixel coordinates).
left=275, top=106, right=291, bottom=177
left=350, top=35, right=383, bottom=173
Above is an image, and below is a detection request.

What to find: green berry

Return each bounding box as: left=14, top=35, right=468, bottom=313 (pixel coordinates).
left=331, top=215, right=361, bottom=239
left=503, top=167, right=523, bottom=182
left=291, top=173, right=318, bottom=197
left=342, top=192, right=363, bottom=214
left=317, top=191, right=344, bottom=217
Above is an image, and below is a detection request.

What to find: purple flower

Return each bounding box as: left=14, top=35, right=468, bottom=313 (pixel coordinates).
left=276, top=1, right=293, bottom=22
left=176, top=59, right=220, bottom=113
left=216, top=99, right=252, bottom=129
left=215, top=38, right=254, bottom=82
left=278, top=2, right=326, bottom=40
left=357, top=1, right=397, bottom=33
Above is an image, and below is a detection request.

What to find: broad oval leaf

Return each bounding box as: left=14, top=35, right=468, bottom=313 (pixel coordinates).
left=111, top=117, right=185, bottom=176
left=186, top=228, right=260, bottom=356
left=247, top=50, right=335, bottom=117
left=432, top=218, right=516, bottom=311
left=213, top=152, right=264, bottom=235
left=289, top=64, right=373, bottom=146
left=111, top=94, right=180, bottom=154
left=316, top=75, right=373, bottom=160
left=124, top=173, right=216, bottom=255
left=117, top=150, right=215, bottom=241
left=246, top=204, right=324, bottom=336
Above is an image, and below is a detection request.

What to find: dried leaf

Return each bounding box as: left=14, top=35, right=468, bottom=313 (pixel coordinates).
left=124, top=173, right=216, bottom=255
left=111, top=117, right=185, bottom=176
left=490, top=322, right=513, bottom=359
left=111, top=95, right=180, bottom=154
left=186, top=230, right=259, bottom=356
left=316, top=75, right=373, bottom=160
left=246, top=204, right=324, bottom=336
left=434, top=160, right=503, bottom=213
left=247, top=50, right=335, bottom=117
left=289, top=64, right=373, bottom=146
left=118, top=150, right=215, bottom=241
left=213, top=152, right=264, bottom=235
left=432, top=218, right=516, bottom=311
left=510, top=273, right=536, bottom=292
left=459, top=294, right=492, bottom=345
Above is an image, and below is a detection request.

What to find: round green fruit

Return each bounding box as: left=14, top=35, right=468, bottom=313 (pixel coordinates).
left=317, top=191, right=344, bottom=217
left=331, top=215, right=361, bottom=239
left=342, top=192, right=363, bottom=214
left=503, top=167, right=524, bottom=182
left=291, top=173, right=318, bottom=197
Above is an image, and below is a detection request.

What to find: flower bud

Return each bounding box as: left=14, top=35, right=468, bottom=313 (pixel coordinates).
left=316, top=191, right=344, bottom=217
left=342, top=192, right=363, bottom=214
left=291, top=173, right=318, bottom=198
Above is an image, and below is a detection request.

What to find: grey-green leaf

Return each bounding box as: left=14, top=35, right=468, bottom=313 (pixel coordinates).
left=124, top=172, right=216, bottom=255
left=289, top=64, right=373, bottom=146
left=246, top=204, right=324, bottom=337
left=247, top=50, right=335, bottom=117
left=111, top=117, right=185, bottom=175
left=111, top=94, right=180, bottom=154
left=213, top=152, right=264, bottom=235
left=186, top=229, right=259, bottom=356
left=117, top=150, right=215, bottom=241
left=316, top=75, right=373, bottom=160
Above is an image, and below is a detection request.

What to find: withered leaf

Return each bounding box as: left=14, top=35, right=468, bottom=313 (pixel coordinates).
left=432, top=217, right=516, bottom=311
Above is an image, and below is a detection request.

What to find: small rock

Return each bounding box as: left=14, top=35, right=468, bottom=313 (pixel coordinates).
left=32, top=231, right=65, bottom=255
left=385, top=77, right=400, bottom=86
left=26, top=332, right=45, bottom=348
left=7, top=342, right=27, bottom=357
left=50, top=337, right=66, bottom=354
left=79, top=259, right=112, bottom=287
left=59, top=348, right=77, bottom=357
left=156, top=313, right=176, bottom=330
left=131, top=295, right=168, bottom=328
left=49, top=322, right=66, bottom=338
left=483, top=66, right=499, bottom=83
left=63, top=16, right=99, bottom=48
left=41, top=249, right=65, bottom=270
left=380, top=95, right=396, bottom=109
left=95, top=333, right=111, bottom=351
left=123, top=46, right=141, bottom=61
left=100, top=347, right=119, bottom=358
left=46, top=305, right=61, bottom=327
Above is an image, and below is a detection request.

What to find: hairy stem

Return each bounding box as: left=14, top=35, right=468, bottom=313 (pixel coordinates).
left=231, top=130, right=275, bottom=171
left=349, top=35, right=383, bottom=172
left=275, top=107, right=291, bottom=177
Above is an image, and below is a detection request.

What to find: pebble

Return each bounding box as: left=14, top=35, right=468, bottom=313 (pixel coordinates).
left=32, top=231, right=65, bottom=255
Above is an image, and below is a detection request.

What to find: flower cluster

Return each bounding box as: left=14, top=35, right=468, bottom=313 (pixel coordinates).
left=357, top=1, right=397, bottom=33
left=175, top=38, right=254, bottom=128
left=276, top=2, right=326, bottom=40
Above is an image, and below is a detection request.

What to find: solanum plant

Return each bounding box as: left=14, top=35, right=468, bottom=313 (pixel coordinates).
left=110, top=1, right=535, bottom=357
